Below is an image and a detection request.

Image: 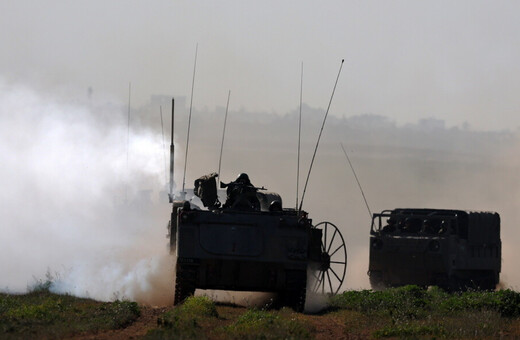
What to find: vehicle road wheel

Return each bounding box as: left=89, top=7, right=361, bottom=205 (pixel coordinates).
left=173, top=264, right=197, bottom=305
left=281, top=286, right=306, bottom=313
left=368, top=270, right=386, bottom=291
left=478, top=271, right=499, bottom=290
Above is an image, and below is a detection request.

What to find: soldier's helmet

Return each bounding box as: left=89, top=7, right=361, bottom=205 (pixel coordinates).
left=236, top=173, right=250, bottom=184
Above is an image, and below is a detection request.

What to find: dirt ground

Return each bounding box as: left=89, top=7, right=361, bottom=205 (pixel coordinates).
left=67, top=302, right=520, bottom=340
left=72, top=306, right=167, bottom=340
left=71, top=305, right=348, bottom=340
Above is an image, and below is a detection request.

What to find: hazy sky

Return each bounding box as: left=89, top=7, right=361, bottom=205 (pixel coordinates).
left=2, top=2, right=520, bottom=295
left=1, top=0, right=519, bottom=130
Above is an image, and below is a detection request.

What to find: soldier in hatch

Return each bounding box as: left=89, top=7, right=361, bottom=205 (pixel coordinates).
left=382, top=218, right=397, bottom=233
left=221, top=173, right=260, bottom=210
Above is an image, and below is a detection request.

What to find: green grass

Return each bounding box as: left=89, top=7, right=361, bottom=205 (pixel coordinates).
left=145, top=296, right=219, bottom=340
left=330, top=285, right=520, bottom=317
left=221, top=308, right=312, bottom=340
left=0, top=286, right=140, bottom=339
left=330, top=285, right=520, bottom=338
left=146, top=297, right=312, bottom=340
left=2, top=284, right=519, bottom=339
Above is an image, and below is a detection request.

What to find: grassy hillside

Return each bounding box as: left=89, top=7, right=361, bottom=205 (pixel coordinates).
left=2, top=286, right=520, bottom=339
left=328, top=285, right=520, bottom=338
left=0, top=283, right=140, bottom=339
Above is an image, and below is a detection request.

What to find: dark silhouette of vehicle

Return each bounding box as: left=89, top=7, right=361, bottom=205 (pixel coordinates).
left=368, top=208, right=501, bottom=291
left=168, top=173, right=347, bottom=312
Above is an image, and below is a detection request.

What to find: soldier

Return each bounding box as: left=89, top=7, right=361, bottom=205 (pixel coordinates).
left=382, top=218, right=397, bottom=233
left=401, top=217, right=421, bottom=233
left=221, top=173, right=259, bottom=210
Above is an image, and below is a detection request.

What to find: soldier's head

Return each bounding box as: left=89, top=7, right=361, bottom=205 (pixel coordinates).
left=236, top=173, right=250, bottom=184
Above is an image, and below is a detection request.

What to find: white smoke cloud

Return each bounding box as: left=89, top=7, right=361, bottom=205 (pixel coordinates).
left=3, top=76, right=518, bottom=309
left=0, top=79, right=174, bottom=305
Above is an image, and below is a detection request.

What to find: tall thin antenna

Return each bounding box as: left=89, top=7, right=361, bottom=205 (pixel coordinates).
left=296, top=62, right=303, bottom=209
left=169, top=98, right=175, bottom=203
left=182, top=44, right=198, bottom=196
left=340, top=143, right=372, bottom=219
left=160, top=106, right=167, bottom=185
left=299, top=59, right=344, bottom=212
left=218, top=90, right=231, bottom=185
left=125, top=82, right=131, bottom=203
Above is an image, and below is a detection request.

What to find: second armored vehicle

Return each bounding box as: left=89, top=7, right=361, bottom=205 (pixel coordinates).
left=368, top=208, right=501, bottom=291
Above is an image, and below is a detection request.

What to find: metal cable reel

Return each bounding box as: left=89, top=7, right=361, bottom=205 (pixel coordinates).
left=310, top=221, right=347, bottom=295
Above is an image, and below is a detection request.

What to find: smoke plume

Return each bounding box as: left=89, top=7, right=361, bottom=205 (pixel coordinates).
left=0, top=79, right=174, bottom=305
left=2, top=78, right=519, bottom=309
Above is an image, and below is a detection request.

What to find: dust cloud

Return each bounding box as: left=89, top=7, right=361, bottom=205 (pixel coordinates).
left=2, top=80, right=519, bottom=308
left=0, top=80, right=174, bottom=305
left=165, top=99, right=520, bottom=292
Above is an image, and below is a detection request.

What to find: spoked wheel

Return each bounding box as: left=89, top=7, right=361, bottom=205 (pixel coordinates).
left=310, top=221, right=347, bottom=295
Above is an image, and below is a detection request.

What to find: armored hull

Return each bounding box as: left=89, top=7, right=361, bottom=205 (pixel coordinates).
left=169, top=201, right=328, bottom=312
left=368, top=208, right=501, bottom=291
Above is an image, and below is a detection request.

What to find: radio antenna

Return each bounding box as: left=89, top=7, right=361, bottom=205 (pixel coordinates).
left=182, top=44, right=198, bottom=197
left=125, top=82, right=131, bottom=203
left=168, top=98, right=175, bottom=203
left=340, top=143, right=372, bottom=219
left=160, top=105, right=167, bottom=186
left=296, top=62, right=303, bottom=210
left=218, top=90, right=231, bottom=185
left=299, top=59, right=344, bottom=212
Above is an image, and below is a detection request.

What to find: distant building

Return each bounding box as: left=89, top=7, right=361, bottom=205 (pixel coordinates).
left=417, top=118, right=445, bottom=131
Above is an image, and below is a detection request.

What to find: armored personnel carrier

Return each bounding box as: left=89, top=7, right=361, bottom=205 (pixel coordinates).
left=168, top=173, right=347, bottom=312
left=368, top=208, right=501, bottom=291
